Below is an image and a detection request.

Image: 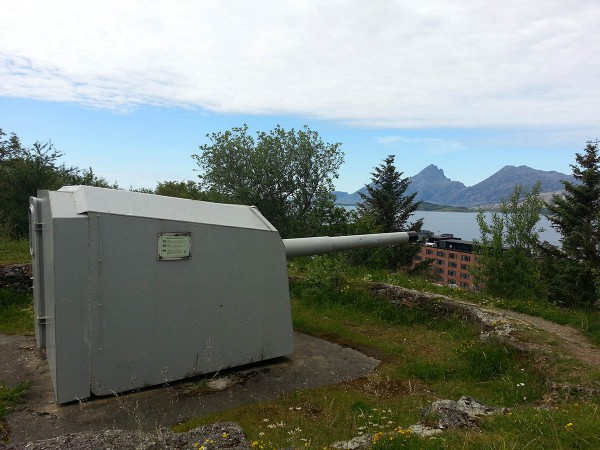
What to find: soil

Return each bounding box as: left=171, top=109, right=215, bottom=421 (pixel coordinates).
left=488, top=308, right=600, bottom=367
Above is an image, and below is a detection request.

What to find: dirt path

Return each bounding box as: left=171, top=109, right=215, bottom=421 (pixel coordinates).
left=487, top=307, right=600, bottom=367
left=371, top=283, right=600, bottom=369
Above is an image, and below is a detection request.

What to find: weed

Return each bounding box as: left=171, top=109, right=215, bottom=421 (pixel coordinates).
left=0, top=381, right=29, bottom=420
left=0, top=239, right=30, bottom=265
left=1, top=381, right=30, bottom=443
left=0, top=288, right=33, bottom=335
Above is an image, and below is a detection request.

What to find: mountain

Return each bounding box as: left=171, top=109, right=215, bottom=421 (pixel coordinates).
left=333, top=164, right=575, bottom=208
left=331, top=190, right=361, bottom=205
left=443, top=165, right=574, bottom=206
left=405, top=164, right=466, bottom=205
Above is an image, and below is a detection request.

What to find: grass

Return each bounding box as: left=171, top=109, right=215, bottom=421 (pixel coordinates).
left=0, top=239, right=34, bottom=335
left=0, top=381, right=29, bottom=443
left=0, top=289, right=33, bottom=335
left=369, top=403, right=600, bottom=449
left=477, top=295, right=600, bottom=347
left=175, top=255, right=600, bottom=449
left=0, top=239, right=30, bottom=265
left=1, top=242, right=599, bottom=448
left=0, top=382, right=29, bottom=420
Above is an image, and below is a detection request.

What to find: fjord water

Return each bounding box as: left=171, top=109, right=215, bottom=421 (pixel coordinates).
left=414, top=211, right=562, bottom=247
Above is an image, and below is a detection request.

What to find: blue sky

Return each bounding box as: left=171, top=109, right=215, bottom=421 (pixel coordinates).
left=1, top=1, right=598, bottom=193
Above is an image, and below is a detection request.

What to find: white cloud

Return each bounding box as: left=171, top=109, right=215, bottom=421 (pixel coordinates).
left=1, top=0, right=599, bottom=128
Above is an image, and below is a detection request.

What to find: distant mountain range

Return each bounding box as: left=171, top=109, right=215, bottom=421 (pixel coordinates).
left=333, top=164, right=575, bottom=208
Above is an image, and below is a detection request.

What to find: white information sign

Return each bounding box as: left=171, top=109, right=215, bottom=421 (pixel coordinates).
left=157, top=233, right=192, bottom=260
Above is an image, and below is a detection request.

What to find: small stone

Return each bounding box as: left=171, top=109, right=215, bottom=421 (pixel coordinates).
left=408, top=424, right=443, bottom=437
left=331, top=434, right=373, bottom=449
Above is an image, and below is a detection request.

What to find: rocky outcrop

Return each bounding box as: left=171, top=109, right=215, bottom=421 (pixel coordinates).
left=331, top=396, right=509, bottom=449
left=369, top=283, right=515, bottom=341
left=419, top=396, right=508, bottom=431
left=4, top=422, right=249, bottom=450
left=0, top=264, right=32, bottom=291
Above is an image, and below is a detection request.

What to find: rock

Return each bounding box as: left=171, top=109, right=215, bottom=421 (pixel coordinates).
left=408, top=424, right=442, bottom=437
left=331, top=433, right=373, bottom=449
left=0, top=264, right=32, bottom=291
left=420, top=396, right=508, bottom=430
left=207, top=375, right=242, bottom=391
left=4, top=422, right=250, bottom=450
left=369, top=283, right=516, bottom=342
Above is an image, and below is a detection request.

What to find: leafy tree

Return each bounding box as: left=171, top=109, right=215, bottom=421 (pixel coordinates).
left=193, top=124, right=347, bottom=238
left=154, top=180, right=206, bottom=200
left=472, top=182, right=545, bottom=298
left=352, top=155, right=423, bottom=270
left=0, top=128, right=114, bottom=238
left=540, top=142, right=600, bottom=307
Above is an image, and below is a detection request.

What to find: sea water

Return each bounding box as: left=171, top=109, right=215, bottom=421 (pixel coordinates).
left=414, top=211, right=561, bottom=247
left=342, top=207, right=562, bottom=247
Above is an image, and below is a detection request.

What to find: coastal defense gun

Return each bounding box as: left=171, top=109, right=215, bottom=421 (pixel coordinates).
left=29, top=186, right=418, bottom=403
left=284, top=232, right=418, bottom=257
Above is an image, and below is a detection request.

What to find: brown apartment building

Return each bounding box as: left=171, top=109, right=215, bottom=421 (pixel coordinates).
left=414, top=234, right=480, bottom=289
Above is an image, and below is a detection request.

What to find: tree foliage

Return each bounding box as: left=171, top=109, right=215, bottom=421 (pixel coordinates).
left=540, top=142, right=600, bottom=307
left=352, top=155, right=423, bottom=270
left=193, top=124, right=347, bottom=238
left=472, top=183, right=545, bottom=299
left=0, top=128, right=114, bottom=238
left=154, top=180, right=211, bottom=200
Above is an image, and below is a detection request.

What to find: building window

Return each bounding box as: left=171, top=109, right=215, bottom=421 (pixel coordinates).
left=437, top=259, right=444, bottom=265
left=425, top=249, right=433, bottom=255
left=437, top=268, right=444, bottom=274
left=460, top=281, right=470, bottom=288
left=461, top=255, right=471, bottom=262
left=449, top=262, right=457, bottom=268
left=461, top=264, right=468, bottom=270
left=448, top=279, right=457, bottom=285
left=448, top=270, right=456, bottom=276
left=461, top=273, right=469, bottom=279
left=437, top=251, right=445, bottom=257
left=449, top=253, right=456, bottom=259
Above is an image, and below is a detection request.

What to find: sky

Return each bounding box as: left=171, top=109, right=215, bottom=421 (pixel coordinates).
left=1, top=0, right=598, bottom=193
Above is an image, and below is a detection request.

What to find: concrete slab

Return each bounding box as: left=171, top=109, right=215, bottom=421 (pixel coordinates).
left=2, top=333, right=379, bottom=447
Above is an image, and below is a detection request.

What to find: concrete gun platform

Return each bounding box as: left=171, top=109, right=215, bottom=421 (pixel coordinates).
left=1, top=332, right=379, bottom=447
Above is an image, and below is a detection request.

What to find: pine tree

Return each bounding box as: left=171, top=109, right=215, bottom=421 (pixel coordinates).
left=354, top=155, right=423, bottom=269
left=541, top=141, right=600, bottom=306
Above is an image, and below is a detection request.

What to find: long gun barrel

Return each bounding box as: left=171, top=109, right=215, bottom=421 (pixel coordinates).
left=283, top=231, right=419, bottom=258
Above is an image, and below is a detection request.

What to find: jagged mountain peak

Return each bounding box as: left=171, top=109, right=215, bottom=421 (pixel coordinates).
left=414, top=164, right=448, bottom=181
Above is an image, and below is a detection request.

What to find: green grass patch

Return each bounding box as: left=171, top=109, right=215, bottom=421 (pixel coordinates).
left=0, top=382, right=29, bottom=420
left=0, top=239, right=30, bottom=265
left=1, top=380, right=30, bottom=442
left=0, top=288, right=33, bottom=335
left=371, top=403, right=600, bottom=449
left=289, top=254, right=600, bottom=347
left=175, top=256, right=584, bottom=448
left=175, top=386, right=428, bottom=449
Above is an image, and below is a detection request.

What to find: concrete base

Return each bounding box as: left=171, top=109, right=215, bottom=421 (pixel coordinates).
left=2, top=333, right=379, bottom=447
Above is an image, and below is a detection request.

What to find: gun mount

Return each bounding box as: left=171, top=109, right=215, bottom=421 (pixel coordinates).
left=30, top=186, right=420, bottom=403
